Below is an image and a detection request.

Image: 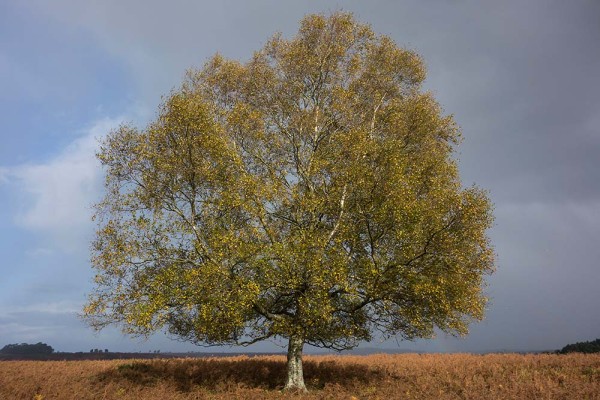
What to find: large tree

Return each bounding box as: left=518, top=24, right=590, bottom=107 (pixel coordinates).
left=85, top=13, right=494, bottom=391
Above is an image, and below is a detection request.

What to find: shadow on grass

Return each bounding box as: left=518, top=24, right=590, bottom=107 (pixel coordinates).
left=95, top=357, right=385, bottom=391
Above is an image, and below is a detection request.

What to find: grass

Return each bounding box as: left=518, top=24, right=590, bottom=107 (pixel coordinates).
left=1, top=353, right=599, bottom=399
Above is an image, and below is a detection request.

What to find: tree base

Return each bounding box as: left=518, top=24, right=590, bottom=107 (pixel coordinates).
left=283, top=382, right=308, bottom=393
left=284, top=335, right=307, bottom=392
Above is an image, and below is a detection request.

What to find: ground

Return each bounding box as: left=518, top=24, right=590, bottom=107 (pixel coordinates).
left=1, top=353, right=599, bottom=399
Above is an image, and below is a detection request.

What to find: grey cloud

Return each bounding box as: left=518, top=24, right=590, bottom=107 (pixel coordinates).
left=6, top=0, right=599, bottom=352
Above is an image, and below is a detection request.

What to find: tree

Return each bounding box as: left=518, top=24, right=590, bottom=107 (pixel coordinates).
left=84, top=12, right=494, bottom=391
left=0, top=342, right=54, bottom=355
left=559, top=338, right=600, bottom=354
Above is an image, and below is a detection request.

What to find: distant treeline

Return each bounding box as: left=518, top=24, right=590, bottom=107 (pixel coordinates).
left=559, top=338, right=600, bottom=354
left=0, top=342, right=54, bottom=355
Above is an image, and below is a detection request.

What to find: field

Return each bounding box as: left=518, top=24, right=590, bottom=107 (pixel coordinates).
left=1, top=353, right=599, bottom=399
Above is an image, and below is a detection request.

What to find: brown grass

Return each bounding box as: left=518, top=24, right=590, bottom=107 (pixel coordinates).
left=1, top=353, right=598, bottom=399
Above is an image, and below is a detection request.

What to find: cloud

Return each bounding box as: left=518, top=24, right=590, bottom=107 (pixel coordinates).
left=25, top=247, right=55, bottom=258
left=3, top=0, right=597, bottom=353
left=0, top=304, right=82, bottom=346
left=0, top=167, right=9, bottom=184
left=24, top=0, right=318, bottom=108
left=4, top=117, right=123, bottom=251
left=0, top=301, right=82, bottom=317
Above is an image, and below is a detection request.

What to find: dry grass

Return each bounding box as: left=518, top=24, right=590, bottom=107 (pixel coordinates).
left=1, top=353, right=598, bottom=399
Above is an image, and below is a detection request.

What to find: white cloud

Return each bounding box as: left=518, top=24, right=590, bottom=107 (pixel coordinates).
left=0, top=301, right=82, bottom=317
left=25, top=247, right=55, bottom=258
left=0, top=167, right=9, bottom=184
left=0, top=322, right=59, bottom=341
left=6, top=117, right=123, bottom=251
left=0, top=302, right=82, bottom=345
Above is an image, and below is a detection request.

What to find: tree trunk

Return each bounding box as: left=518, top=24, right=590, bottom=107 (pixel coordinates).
left=283, top=335, right=307, bottom=391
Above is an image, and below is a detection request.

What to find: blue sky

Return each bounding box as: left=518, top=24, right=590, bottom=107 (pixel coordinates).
left=1, top=0, right=599, bottom=353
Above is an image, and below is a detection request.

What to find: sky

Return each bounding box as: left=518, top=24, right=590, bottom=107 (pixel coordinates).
left=1, top=0, right=599, bottom=353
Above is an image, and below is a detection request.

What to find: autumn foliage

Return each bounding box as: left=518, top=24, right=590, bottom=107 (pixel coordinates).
left=85, top=11, right=494, bottom=390
left=1, top=353, right=599, bottom=399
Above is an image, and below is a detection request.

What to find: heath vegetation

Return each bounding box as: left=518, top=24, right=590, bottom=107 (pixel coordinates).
left=1, top=353, right=599, bottom=399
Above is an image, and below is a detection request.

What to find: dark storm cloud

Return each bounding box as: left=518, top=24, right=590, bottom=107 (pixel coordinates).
left=31, top=0, right=600, bottom=205
left=5, top=0, right=598, bottom=352
left=334, top=1, right=600, bottom=351
left=419, top=1, right=600, bottom=204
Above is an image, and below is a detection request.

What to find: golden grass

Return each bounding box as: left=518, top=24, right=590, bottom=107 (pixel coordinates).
left=1, top=353, right=598, bottom=399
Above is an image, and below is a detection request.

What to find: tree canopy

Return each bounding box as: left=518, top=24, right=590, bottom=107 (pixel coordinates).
left=559, top=338, right=600, bottom=354
left=0, top=342, right=54, bottom=355
left=84, top=12, right=494, bottom=390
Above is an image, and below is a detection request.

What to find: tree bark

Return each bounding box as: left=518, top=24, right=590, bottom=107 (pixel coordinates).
left=283, top=335, right=307, bottom=391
